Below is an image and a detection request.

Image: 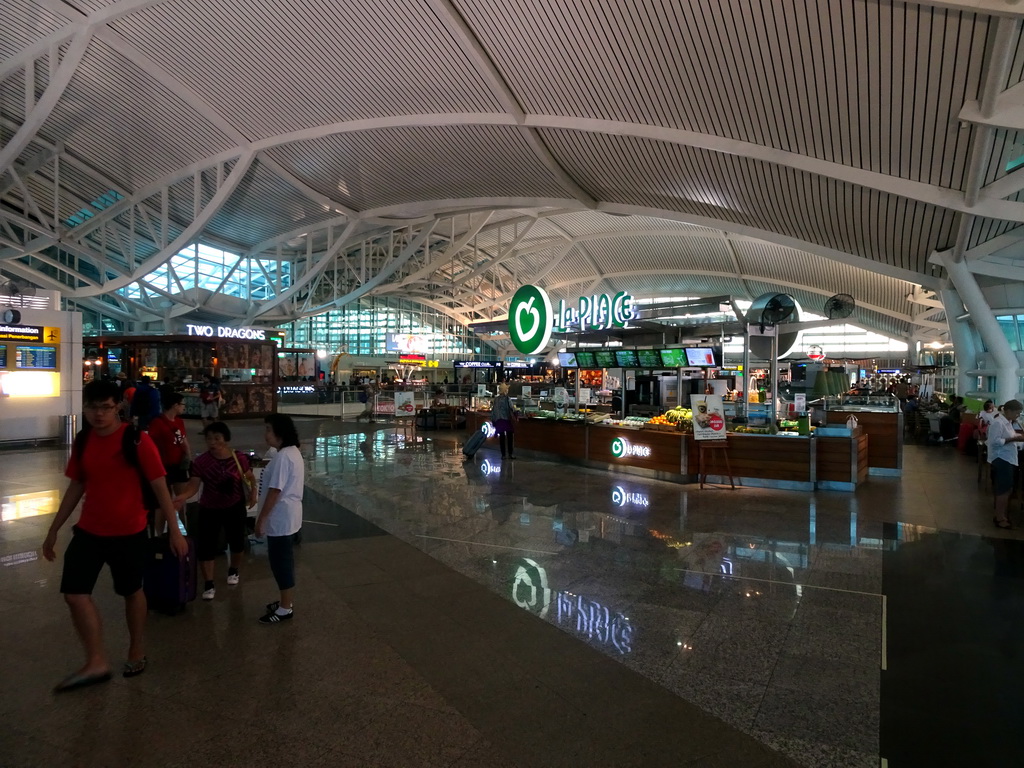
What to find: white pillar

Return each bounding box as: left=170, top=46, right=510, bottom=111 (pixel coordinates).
left=936, top=254, right=1017, bottom=404
left=939, top=286, right=978, bottom=397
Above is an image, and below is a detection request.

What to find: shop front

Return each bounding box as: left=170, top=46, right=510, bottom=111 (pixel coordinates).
left=84, top=330, right=277, bottom=418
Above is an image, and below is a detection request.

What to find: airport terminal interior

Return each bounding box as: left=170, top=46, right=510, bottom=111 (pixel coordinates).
left=6, top=0, right=1024, bottom=766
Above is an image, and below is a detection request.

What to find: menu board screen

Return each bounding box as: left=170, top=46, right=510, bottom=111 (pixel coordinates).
left=614, top=349, right=639, bottom=367
left=594, top=350, right=617, bottom=368
left=574, top=351, right=597, bottom=369
left=557, top=352, right=577, bottom=368
left=685, top=347, right=717, bottom=367
left=659, top=349, right=686, bottom=367
left=636, top=349, right=661, bottom=367
left=15, top=345, right=57, bottom=370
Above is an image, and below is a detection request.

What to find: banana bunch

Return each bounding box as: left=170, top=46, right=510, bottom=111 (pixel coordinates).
left=664, top=407, right=692, bottom=424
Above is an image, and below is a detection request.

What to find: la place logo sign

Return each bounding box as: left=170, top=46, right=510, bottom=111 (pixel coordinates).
left=612, top=485, right=650, bottom=507
left=507, top=284, right=636, bottom=355
left=611, top=437, right=651, bottom=459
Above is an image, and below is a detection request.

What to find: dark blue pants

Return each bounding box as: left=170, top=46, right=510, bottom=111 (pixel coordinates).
left=267, top=534, right=297, bottom=590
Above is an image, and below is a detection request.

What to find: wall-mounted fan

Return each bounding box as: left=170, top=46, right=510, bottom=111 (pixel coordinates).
left=823, top=293, right=855, bottom=320
left=745, top=292, right=802, bottom=359
left=759, top=293, right=797, bottom=331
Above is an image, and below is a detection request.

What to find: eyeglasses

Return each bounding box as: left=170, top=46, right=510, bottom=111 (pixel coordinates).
left=84, top=404, right=117, bottom=414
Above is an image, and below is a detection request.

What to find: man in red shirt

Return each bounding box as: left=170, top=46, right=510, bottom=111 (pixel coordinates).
left=42, top=380, right=189, bottom=692
left=148, top=392, right=192, bottom=496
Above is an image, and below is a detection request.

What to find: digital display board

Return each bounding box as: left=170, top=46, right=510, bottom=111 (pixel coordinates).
left=0, top=346, right=5, bottom=368
left=15, top=345, right=57, bottom=370
left=659, top=349, right=686, bottom=367
left=636, top=349, right=661, bottom=368
left=594, top=350, right=617, bottom=368
left=614, top=349, right=639, bottom=367
left=685, top=347, right=717, bottom=367
left=557, top=352, right=577, bottom=368
left=574, top=351, right=597, bottom=369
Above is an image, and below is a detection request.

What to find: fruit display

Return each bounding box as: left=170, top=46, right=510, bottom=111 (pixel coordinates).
left=664, top=407, right=692, bottom=424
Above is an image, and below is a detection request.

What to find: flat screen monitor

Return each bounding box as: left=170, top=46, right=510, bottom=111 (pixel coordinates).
left=636, top=349, right=661, bottom=368
left=15, top=345, right=57, bottom=370
left=574, top=350, right=597, bottom=369
left=614, top=349, right=639, bottom=367
left=659, top=348, right=686, bottom=367
left=557, top=352, right=577, bottom=368
left=685, top=347, right=717, bottom=367
left=594, top=350, right=617, bottom=368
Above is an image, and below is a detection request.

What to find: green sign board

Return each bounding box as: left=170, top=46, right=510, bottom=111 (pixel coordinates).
left=508, top=285, right=636, bottom=355
left=508, top=284, right=554, bottom=355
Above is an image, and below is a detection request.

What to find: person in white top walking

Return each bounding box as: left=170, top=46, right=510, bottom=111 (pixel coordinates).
left=255, top=414, right=304, bottom=624
left=986, top=399, right=1024, bottom=530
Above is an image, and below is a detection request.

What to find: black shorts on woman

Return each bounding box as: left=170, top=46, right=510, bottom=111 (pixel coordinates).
left=195, top=501, right=248, bottom=561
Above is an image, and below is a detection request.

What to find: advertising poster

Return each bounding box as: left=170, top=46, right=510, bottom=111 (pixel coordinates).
left=521, top=386, right=532, bottom=398
left=394, top=391, right=415, bottom=417
left=689, top=394, right=727, bottom=441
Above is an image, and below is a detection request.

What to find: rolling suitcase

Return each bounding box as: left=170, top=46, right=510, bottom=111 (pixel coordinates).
left=144, top=535, right=197, bottom=615
left=462, top=428, right=487, bottom=459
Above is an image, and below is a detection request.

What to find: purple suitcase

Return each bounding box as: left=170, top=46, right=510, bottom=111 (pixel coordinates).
left=144, top=535, right=197, bottom=615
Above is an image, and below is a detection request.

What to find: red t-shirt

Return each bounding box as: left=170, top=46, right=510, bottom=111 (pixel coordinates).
left=148, top=414, right=187, bottom=467
left=65, top=424, right=166, bottom=536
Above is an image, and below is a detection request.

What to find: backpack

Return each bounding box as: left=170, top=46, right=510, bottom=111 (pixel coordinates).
left=73, top=423, right=160, bottom=512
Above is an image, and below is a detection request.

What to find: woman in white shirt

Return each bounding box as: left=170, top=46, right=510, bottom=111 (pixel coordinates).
left=255, top=414, right=304, bottom=624
left=986, top=399, right=1024, bottom=530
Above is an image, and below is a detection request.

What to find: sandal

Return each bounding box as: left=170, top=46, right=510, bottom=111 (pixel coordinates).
left=53, top=670, right=112, bottom=693
left=122, top=657, right=147, bottom=678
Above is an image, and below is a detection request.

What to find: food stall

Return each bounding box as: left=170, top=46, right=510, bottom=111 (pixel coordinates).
left=84, top=331, right=278, bottom=418
left=821, top=395, right=903, bottom=475
left=465, top=409, right=869, bottom=492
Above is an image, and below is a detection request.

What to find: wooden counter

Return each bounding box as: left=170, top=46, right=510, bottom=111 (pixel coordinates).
left=825, top=410, right=901, bottom=474
left=464, top=413, right=867, bottom=490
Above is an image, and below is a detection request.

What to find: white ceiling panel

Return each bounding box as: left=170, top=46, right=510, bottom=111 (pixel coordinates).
left=0, top=0, right=70, bottom=60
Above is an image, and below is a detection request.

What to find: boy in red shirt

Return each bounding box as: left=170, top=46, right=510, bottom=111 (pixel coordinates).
left=148, top=392, right=192, bottom=496
left=42, top=380, right=188, bottom=692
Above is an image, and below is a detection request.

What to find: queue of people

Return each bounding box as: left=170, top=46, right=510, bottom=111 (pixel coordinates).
left=42, top=379, right=305, bottom=693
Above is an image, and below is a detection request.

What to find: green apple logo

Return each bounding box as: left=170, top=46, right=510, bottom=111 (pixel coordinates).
left=509, top=285, right=553, bottom=355
left=611, top=437, right=626, bottom=458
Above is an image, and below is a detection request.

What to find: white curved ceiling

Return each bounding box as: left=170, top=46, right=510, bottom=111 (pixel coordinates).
left=4, top=0, right=1024, bottom=343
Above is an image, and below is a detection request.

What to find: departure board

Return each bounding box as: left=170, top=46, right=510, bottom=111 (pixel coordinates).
left=636, top=349, right=661, bottom=368
left=594, top=350, right=617, bottom=368
left=574, top=351, right=597, bottom=369
left=15, top=345, right=57, bottom=370
left=659, top=348, right=687, bottom=367
left=0, top=346, right=6, bottom=368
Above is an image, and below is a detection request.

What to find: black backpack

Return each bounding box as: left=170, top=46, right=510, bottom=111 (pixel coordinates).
left=73, top=423, right=160, bottom=512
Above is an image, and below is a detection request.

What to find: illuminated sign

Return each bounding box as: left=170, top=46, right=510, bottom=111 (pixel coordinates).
left=398, top=353, right=426, bottom=365
left=481, top=421, right=497, bottom=438
left=507, top=284, right=637, bottom=355
left=611, top=437, right=651, bottom=459
left=511, top=558, right=633, bottom=654
left=480, top=459, right=502, bottom=476
left=0, top=324, right=43, bottom=342
left=611, top=485, right=650, bottom=508
left=454, top=360, right=498, bottom=369
left=186, top=324, right=266, bottom=341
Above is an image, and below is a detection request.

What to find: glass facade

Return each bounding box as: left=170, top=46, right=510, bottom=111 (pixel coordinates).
left=119, top=243, right=290, bottom=301
left=281, top=296, right=492, bottom=360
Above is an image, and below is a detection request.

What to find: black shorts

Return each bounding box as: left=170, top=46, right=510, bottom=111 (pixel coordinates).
left=60, top=526, right=148, bottom=597
left=991, top=458, right=1016, bottom=496
left=196, top=502, right=248, bottom=561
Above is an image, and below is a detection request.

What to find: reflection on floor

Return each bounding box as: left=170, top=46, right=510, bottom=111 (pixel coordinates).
left=3, top=419, right=1023, bottom=766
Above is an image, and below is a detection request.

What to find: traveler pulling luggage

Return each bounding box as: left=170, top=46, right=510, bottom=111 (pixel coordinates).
left=462, top=427, right=487, bottom=459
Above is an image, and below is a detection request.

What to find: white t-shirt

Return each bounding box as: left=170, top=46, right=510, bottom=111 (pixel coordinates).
left=979, top=409, right=997, bottom=427
left=258, top=445, right=304, bottom=536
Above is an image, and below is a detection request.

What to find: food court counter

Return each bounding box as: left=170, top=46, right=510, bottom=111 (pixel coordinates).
left=824, top=409, right=902, bottom=475
left=465, top=413, right=868, bottom=491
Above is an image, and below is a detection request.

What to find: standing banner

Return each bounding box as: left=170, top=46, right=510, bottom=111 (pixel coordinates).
left=690, top=394, right=727, bottom=441
left=394, top=391, right=415, bottom=417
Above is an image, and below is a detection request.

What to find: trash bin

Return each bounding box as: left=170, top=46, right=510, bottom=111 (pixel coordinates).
left=63, top=414, right=78, bottom=445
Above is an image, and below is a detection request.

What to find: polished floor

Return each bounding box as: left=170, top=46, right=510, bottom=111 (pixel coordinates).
left=1, top=419, right=1021, bottom=767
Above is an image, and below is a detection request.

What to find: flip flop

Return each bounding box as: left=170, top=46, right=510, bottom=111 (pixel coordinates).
left=122, top=657, right=147, bottom=678
left=53, top=670, right=112, bottom=694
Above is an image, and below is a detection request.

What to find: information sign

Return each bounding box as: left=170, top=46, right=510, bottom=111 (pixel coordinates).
left=690, top=394, right=727, bottom=441
left=0, top=324, right=43, bottom=342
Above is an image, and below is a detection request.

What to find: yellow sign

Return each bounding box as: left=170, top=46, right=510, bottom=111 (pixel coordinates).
left=43, top=327, right=61, bottom=344
left=427, top=360, right=440, bottom=368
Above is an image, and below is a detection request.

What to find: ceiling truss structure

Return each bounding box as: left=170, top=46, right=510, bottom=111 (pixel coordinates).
left=6, top=0, right=1024, bottom=349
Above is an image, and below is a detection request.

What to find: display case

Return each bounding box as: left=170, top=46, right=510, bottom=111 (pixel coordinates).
left=822, top=395, right=902, bottom=475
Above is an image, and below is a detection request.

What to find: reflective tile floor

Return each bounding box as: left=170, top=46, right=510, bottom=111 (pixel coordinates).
left=2, top=419, right=1023, bottom=767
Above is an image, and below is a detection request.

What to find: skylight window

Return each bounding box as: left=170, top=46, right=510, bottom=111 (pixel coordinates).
left=65, top=190, right=125, bottom=228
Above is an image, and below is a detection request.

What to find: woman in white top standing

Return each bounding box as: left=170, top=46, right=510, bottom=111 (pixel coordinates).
left=255, top=414, right=304, bottom=624
left=986, top=399, right=1024, bottom=530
